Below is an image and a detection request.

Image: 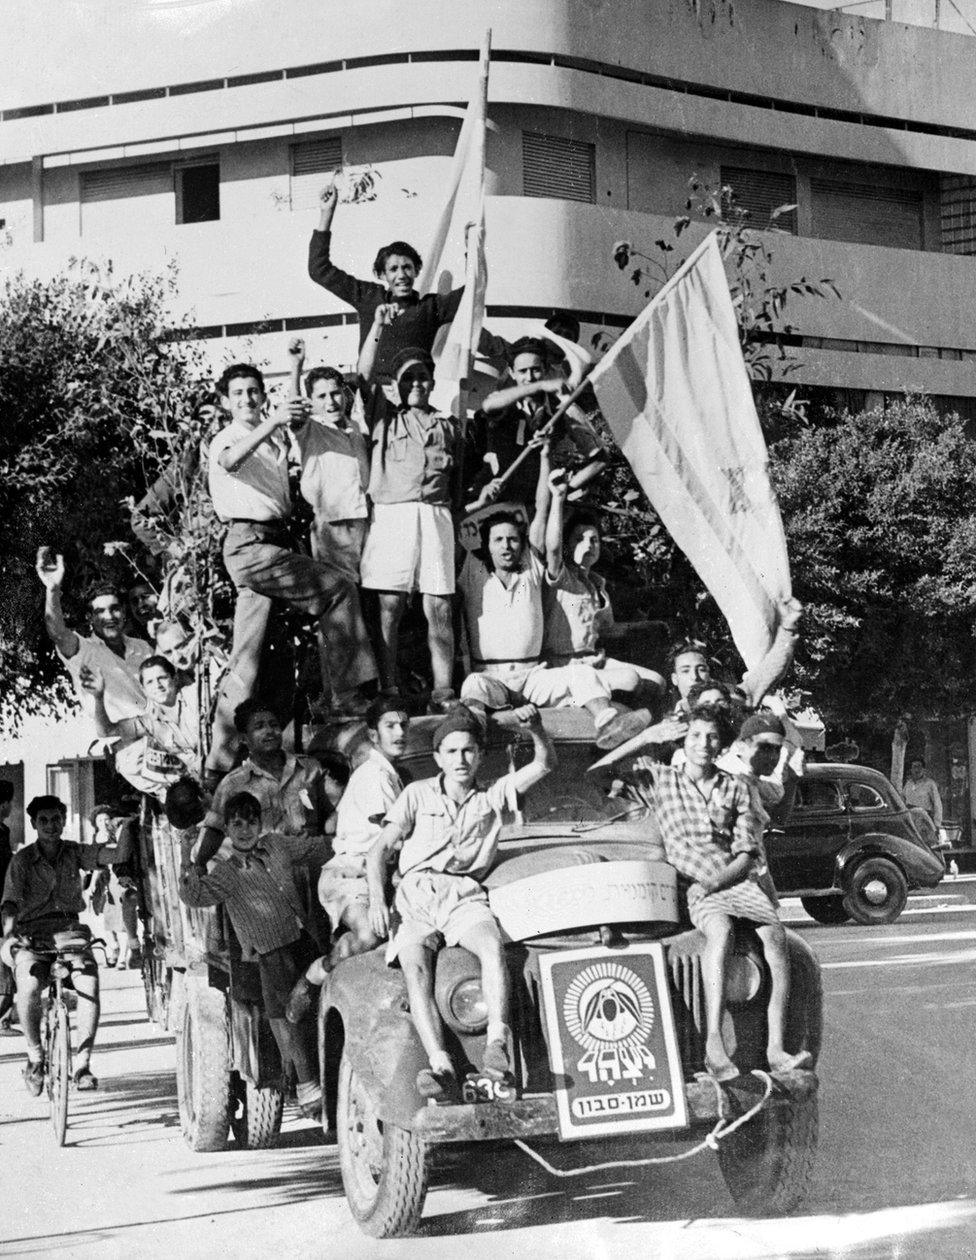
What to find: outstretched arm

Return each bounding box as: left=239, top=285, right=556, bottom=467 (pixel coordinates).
left=217, top=409, right=291, bottom=473
left=543, top=467, right=569, bottom=580
left=528, top=440, right=552, bottom=554
left=36, top=550, right=80, bottom=659
left=482, top=378, right=562, bottom=416
left=739, top=598, right=803, bottom=706
left=79, top=666, right=125, bottom=739
left=507, top=705, right=557, bottom=795
left=308, top=183, right=382, bottom=311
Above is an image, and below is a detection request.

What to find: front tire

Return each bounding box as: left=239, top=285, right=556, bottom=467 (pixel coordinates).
left=48, top=1001, right=70, bottom=1147
left=336, top=1053, right=428, bottom=1238
left=844, top=857, right=908, bottom=926
left=717, top=1082, right=818, bottom=1215
left=800, top=895, right=851, bottom=926
left=229, top=1072, right=285, bottom=1150
left=176, top=977, right=231, bottom=1151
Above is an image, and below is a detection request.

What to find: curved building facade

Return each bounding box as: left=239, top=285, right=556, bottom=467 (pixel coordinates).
left=1, top=0, right=975, bottom=403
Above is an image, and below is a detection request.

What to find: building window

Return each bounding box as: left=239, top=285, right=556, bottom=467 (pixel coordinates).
left=176, top=162, right=220, bottom=224
left=80, top=162, right=174, bottom=235
left=720, top=166, right=797, bottom=233
left=810, top=178, right=923, bottom=251
left=522, top=131, right=595, bottom=204
left=940, top=175, right=976, bottom=255
left=290, top=136, right=343, bottom=212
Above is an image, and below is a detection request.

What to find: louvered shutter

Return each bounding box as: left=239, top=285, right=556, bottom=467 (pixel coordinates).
left=522, top=132, right=595, bottom=203
left=940, top=175, right=976, bottom=255
left=290, top=137, right=343, bottom=212
left=720, top=166, right=797, bottom=233
left=80, top=163, right=173, bottom=235
left=810, top=178, right=923, bottom=250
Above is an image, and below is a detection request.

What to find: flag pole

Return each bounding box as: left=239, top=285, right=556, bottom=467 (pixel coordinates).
left=456, top=27, right=491, bottom=443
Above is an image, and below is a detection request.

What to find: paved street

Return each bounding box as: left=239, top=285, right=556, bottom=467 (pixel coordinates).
left=3, top=881, right=976, bottom=1260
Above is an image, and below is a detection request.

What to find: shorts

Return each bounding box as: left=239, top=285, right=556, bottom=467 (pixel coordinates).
left=13, top=922, right=97, bottom=985
left=687, top=879, right=781, bottom=930
left=257, top=932, right=321, bottom=1020
left=360, top=502, right=455, bottom=596
left=318, top=855, right=370, bottom=934
left=386, top=870, right=498, bottom=963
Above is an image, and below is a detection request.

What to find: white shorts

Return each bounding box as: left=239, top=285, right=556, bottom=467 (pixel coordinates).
left=386, top=870, right=498, bottom=963
left=360, top=502, right=455, bottom=596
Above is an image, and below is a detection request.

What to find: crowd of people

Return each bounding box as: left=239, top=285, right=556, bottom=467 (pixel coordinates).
left=1, top=185, right=817, bottom=1107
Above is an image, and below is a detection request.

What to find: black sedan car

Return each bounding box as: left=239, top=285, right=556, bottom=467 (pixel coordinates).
left=767, top=763, right=945, bottom=926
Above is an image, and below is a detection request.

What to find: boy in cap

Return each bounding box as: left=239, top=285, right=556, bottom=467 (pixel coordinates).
left=366, top=704, right=555, bottom=1101
left=285, top=696, right=411, bottom=1022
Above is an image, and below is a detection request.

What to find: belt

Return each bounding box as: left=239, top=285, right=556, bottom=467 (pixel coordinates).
left=472, top=656, right=541, bottom=667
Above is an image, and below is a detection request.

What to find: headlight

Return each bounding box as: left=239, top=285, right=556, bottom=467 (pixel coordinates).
left=725, top=953, right=762, bottom=1004
left=446, top=977, right=489, bottom=1033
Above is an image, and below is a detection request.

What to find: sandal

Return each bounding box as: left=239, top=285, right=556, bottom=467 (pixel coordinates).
left=704, top=1056, right=740, bottom=1083
left=416, top=1066, right=459, bottom=1103
left=482, top=1039, right=511, bottom=1081
left=74, top=1066, right=99, bottom=1091
left=767, top=1049, right=813, bottom=1074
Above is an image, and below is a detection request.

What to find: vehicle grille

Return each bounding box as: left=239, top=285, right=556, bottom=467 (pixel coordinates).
left=667, top=949, right=706, bottom=1073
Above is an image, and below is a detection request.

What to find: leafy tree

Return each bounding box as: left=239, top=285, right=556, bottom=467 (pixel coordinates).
left=771, top=397, right=976, bottom=728
left=0, top=261, right=208, bottom=729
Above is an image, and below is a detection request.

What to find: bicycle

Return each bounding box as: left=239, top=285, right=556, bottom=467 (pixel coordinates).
left=30, top=934, right=108, bottom=1146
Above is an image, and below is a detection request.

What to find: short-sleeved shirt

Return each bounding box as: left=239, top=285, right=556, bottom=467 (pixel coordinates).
left=368, top=407, right=458, bottom=506
left=208, top=421, right=291, bottom=522
left=543, top=566, right=614, bottom=664
left=386, top=772, right=520, bottom=882
left=333, top=750, right=405, bottom=860
left=299, top=419, right=370, bottom=523
left=203, top=755, right=326, bottom=838
left=59, top=633, right=151, bottom=723
left=1, top=841, right=106, bottom=928
left=180, top=832, right=330, bottom=956
left=458, top=549, right=549, bottom=667
left=625, top=763, right=761, bottom=889
left=115, top=686, right=202, bottom=789
left=468, top=400, right=604, bottom=506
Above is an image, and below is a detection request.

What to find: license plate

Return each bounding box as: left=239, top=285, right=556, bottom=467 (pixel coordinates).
left=538, top=943, right=689, bottom=1141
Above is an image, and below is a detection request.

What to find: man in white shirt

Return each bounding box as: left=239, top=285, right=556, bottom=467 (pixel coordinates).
left=457, top=456, right=645, bottom=749
left=903, top=758, right=944, bottom=829
left=36, top=551, right=150, bottom=724
left=206, top=363, right=376, bottom=778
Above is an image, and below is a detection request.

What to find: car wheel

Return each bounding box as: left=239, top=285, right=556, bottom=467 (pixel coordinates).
left=336, top=1051, right=428, bottom=1237
left=800, top=896, right=851, bottom=926
left=717, top=1079, right=818, bottom=1215
left=843, top=857, right=908, bottom=926
left=229, top=1071, right=285, bottom=1150
left=176, top=977, right=231, bottom=1152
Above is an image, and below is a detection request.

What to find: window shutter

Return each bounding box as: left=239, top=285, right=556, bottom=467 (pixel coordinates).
left=720, top=166, right=797, bottom=233
left=810, top=178, right=923, bottom=250
left=290, top=136, right=343, bottom=212
left=80, top=163, right=172, bottom=202
left=941, top=175, right=976, bottom=255
left=522, top=132, right=595, bottom=203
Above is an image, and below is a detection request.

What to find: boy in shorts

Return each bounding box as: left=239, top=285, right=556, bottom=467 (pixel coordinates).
left=180, top=791, right=330, bottom=1117
left=366, top=704, right=555, bottom=1101
left=285, top=697, right=411, bottom=1022
left=619, top=704, right=811, bottom=1082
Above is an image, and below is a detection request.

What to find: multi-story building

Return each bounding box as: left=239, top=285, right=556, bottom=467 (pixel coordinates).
left=1, top=0, right=972, bottom=832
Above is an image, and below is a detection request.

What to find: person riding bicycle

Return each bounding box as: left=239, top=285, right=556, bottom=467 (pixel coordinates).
left=0, top=795, right=132, bottom=1095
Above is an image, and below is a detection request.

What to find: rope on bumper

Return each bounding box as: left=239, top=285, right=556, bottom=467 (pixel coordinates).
left=512, top=1069, right=774, bottom=1178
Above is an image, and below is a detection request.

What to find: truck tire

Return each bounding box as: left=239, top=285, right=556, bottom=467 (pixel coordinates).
left=177, top=978, right=231, bottom=1152
left=843, top=856, right=908, bottom=926
left=336, top=1052, right=428, bottom=1238
left=717, top=1084, right=818, bottom=1216
left=229, top=1071, right=285, bottom=1150
left=800, top=895, right=851, bottom=926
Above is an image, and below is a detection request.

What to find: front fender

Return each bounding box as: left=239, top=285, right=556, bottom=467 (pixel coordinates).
left=318, top=947, right=428, bottom=1129
left=836, top=834, right=944, bottom=889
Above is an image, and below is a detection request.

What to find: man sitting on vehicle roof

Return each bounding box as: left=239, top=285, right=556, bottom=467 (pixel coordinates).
left=194, top=700, right=328, bottom=867
left=1, top=796, right=133, bottom=1096
left=366, top=704, right=555, bottom=1102
left=180, top=790, right=329, bottom=1120
left=458, top=451, right=647, bottom=751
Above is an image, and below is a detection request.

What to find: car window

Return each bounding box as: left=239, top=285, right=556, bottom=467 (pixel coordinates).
left=796, top=780, right=844, bottom=811
left=847, top=782, right=886, bottom=811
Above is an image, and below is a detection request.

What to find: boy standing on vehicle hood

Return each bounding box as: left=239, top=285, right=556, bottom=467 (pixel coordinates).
left=366, top=705, right=555, bottom=1102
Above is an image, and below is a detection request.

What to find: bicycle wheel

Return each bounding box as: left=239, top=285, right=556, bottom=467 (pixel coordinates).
left=47, top=998, right=70, bottom=1146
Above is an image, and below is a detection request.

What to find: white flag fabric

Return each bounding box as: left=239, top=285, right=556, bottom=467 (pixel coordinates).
left=589, top=232, right=791, bottom=670
left=419, top=45, right=489, bottom=403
